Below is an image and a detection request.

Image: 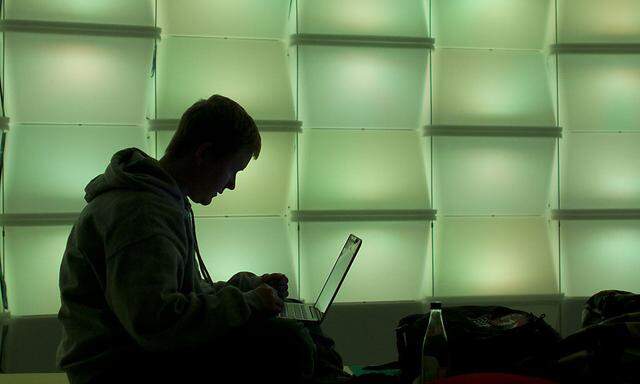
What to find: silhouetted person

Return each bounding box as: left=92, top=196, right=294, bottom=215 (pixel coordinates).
left=57, top=95, right=316, bottom=383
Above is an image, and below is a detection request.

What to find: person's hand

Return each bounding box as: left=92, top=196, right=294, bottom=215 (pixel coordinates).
left=252, top=283, right=284, bottom=316
left=261, top=273, right=289, bottom=299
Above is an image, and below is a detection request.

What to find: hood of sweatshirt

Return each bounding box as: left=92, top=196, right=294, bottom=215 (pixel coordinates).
left=83, top=147, right=212, bottom=284
left=84, top=147, right=186, bottom=206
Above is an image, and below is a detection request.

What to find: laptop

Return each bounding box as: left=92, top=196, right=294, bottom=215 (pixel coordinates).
left=279, top=234, right=362, bottom=323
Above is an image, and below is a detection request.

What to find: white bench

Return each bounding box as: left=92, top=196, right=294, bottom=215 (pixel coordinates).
left=0, top=373, right=68, bottom=384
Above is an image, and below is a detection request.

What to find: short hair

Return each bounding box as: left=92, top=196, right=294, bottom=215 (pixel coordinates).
left=164, top=95, right=261, bottom=161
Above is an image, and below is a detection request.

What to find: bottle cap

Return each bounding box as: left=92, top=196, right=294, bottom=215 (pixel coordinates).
left=430, top=301, right=442, bottom=310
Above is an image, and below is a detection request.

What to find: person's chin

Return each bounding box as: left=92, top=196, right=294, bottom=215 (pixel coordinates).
left=198, top=195, right=213, bottom=206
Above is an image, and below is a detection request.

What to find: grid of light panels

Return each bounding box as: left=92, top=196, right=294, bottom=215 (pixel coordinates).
left=0, top=0, right=637, bottom=315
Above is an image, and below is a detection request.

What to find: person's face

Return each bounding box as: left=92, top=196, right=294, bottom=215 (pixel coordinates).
left=190, top=144, right=253, bottom=205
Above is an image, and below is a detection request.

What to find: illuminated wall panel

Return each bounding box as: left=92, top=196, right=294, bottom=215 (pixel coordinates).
left=158, top=0, right=290, bottom=38
left=0, top=32, right=3, bottom=83
left=157, top=131, right=297, bottom=216
left=300, top=221, right=431, bottom=303
left=157, top=37, right=294, bottom=121
left=435, top=217, right=558, bottom=296
left=434, top=137, right=556, bottom=215
left=299, top=45, right=429, bottom=129
left=432, top=50, right=555, bottom=126
left=6, top=0, right=154, bottom=25
left=194, top=217, right=298, bottom=298
left=2, top=0, right=639, bottom=318
left=298, top=0, right=428, bottom=37
left=559, top=55, right=640, bottom=132
left=5, top=33, right=153, bottom=124
left=4, top=226, right=71, bottom=316
left=299, top=130, right=429, bottom=210
left=4, top=124, right=148, bottom=214
left=561, top=132, right=640, bottom=209
left=558, top=0, right=640, bottom=43
left=433, top=0, right=552, bottom=49
left=562, top=221, right=640, bottom=296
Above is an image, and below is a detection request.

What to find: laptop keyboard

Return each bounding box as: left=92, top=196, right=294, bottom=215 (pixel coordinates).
left=282, top=302, right=315, bottom=320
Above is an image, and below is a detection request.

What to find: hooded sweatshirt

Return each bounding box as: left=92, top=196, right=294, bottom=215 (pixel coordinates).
left=57, top=148, right=264, bottom=383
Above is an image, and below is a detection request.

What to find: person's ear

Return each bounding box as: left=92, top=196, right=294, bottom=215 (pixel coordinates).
left=194, top=142, right=214, bottom=166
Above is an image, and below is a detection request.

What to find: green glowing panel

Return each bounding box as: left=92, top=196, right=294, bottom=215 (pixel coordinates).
left=6, top=0, right=154, bottom=25
left=300, top=221, right=431, bottom=303
left=299, top=0, right=428, bottom=37
left=158, top=131, right=296, bottom=216
left=5, top=33, right=153, bottom=124
left=158, top=0, right=289, bottom=38
left=434, top=137, right=556, bottom=215
left=287, top=3, right=298, bottom=37
left=559, top=55, right=640, bottom=132
left=558, top=0, right=640, bottom=43
left=435, top=217, right=558, bottom=296
left=433, top=0, right=553, bottom=49
left=194, top=217, right=298, bottom=298
left=157, top=37, right=294, bottom=121
left=561, top=132, right=640, bottom=209
left=299, top=45, right=429, bottom=129
left=288, top=45, right=299, bottom=116
left=433, top=50, right=555, bottom=126
left=0, top=36, right=5, bottom=91
left=4, top=124, right=148, bottom=214
left=5, top=226, right=71, bottom=316
left=299, top=130, right=429, bottom=210
left=0, top=32, right=3, bottom=80
left=562, top=221, right=640, bottom=296
left=146, top=132, right=158, bottom=159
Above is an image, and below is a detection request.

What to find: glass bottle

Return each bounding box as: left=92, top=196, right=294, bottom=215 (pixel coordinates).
left=420, top=301, right=450, bottom=383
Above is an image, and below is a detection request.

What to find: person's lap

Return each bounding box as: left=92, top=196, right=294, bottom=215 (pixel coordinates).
left=93, top=318, right=316, bottom=383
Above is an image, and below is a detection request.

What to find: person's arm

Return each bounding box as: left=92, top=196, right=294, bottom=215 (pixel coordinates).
left=201, top=272, right=289, bottom=299
left=105, top=234, right=277, bottom=352
left=198, top=271, right=262, bottom=295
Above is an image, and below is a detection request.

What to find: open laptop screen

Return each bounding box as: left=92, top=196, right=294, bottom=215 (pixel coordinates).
left=314, top=234, right=362, bottom=314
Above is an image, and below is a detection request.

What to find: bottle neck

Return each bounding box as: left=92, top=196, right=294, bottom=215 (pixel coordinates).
left=426, top=309, right=446, bottom=337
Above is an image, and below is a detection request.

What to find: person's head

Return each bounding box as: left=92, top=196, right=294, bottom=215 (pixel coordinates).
left=161, top=95, right=261, bottom=205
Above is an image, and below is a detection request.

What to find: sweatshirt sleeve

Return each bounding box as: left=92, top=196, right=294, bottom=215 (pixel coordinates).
left=199, top=271, right=263, bottom=295
left=105, top=233, right=255, bottom=352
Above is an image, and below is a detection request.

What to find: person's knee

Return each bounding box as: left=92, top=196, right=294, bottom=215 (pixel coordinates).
left=255, top=318, right=317, bottom=379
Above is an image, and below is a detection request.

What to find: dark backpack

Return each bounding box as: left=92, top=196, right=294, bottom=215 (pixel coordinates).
left=395, top=306, right=561, bottom=382
left=549, top=290, right=640, bottom=384
left=581, top=290, right=640, bottom=327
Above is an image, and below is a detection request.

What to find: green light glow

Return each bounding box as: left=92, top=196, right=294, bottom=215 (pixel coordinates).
left=158, top=132, right=297, bottom=216
left=6, top=0, right=154, bottom=25
left=299, top=0, right=428, bottom=37
left=433, top=0, right=552, bottom=49
left=6, top=33, right=153, bottom=124
left=158, top=0, right=289, bottom=38
left=299, top=45, right=429, bottom=129
left=559, top=55, right=640, bottom=132
left=562, top=221, right=640, bottom=296
left=300, top=221, right=431, bottom=303
left=157, top=37, right=294, bottom=120
left=435, top=217, right=559, bottom=296
left=433, top=50, right=556, bottom=126
left=559, top=0, right=640, bottom=43
left=561, top=132, right=640, bottom=209
left=299, top=130, right=429, bottom=210
left=5, top=125, right=148, bottom=214
left=434, top=137, right=556, bottom=215
left=5, top=226, right=71, bottom=316
left=195, top=217, right=298, bottom=298
left=3, top=1, right=640, bottom=314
